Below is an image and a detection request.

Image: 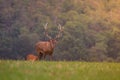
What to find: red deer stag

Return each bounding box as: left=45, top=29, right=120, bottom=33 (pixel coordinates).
left=35, top=23, right=63, bottom=60
left=26, top=54, right=39, bottom=61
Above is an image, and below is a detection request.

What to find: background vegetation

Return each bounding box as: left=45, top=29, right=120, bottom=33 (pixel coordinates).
left=0, top=0, right=120, bottom=62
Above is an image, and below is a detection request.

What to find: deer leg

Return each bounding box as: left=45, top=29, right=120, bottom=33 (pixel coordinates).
left=50, top=55, right=53, bottom=61
left=38, top=53, right=43, bottom=60
left=43, top=54, right=46, bottom=60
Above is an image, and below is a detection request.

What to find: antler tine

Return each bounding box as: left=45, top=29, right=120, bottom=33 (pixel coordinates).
left=58, top=24, right=64, bottom=32
left=44, top=23, right=52, bottom=39
left=58, top=24, right=62, bottom=30
left=55, top=24, right=63, bottom=39
left=44, top=23, right=48, bottom=30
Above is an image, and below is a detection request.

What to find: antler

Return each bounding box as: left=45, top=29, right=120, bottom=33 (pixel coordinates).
left=44, top=23, right=52, bottom=39
left=55, top=24, right=64, bottom=39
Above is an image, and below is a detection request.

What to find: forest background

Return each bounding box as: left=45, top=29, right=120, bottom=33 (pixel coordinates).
left=0, top=0, right=120, bottom=62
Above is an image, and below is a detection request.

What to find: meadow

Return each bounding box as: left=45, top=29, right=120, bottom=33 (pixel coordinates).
left=0, top=60, right=120, bottom=80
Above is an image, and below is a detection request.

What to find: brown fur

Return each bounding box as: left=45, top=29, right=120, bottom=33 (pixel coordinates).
left=26, top=54, right=39, bottom=61
left=35, top=39, right=57, bottom=60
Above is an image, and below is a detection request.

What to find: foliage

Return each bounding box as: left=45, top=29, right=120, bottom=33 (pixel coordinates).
left=0, top=0, right=120, bottom=61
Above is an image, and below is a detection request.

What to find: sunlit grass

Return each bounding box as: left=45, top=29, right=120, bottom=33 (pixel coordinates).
left=0, top=60, right=120, bottom=80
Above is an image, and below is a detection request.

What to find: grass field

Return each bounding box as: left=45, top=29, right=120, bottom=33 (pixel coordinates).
left=0, top=60, right=120, bottom=80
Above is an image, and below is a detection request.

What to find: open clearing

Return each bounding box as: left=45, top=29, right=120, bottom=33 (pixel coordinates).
left=0, top=60, right=120, bottom=80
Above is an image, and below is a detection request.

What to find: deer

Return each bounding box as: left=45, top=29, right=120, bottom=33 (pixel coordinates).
left=35, top=23, right=63, bottom=60
left=26, top=54, right=39, bottom=61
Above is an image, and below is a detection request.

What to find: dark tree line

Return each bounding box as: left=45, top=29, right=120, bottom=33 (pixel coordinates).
left=0, top=0, right=120, bottom=62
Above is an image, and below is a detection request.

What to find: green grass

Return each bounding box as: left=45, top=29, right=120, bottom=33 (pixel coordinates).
left=0, top=60, right=120, bottom=80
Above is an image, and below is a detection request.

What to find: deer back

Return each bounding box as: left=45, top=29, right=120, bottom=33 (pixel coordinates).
left=26, top=54, right=38, bottom=61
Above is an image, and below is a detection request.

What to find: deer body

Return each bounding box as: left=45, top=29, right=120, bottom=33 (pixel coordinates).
left=26, top=54, right=39, bottom=61
left=35, top=23, right=63, bottom=60
left=35, top=40, right=56, bottom=60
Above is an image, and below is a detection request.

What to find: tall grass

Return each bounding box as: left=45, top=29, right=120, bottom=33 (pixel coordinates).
left=0, top=60, right=120, bottom=80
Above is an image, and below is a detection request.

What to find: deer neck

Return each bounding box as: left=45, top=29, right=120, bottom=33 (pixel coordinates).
left=49, top=40, right=56, bottom=50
